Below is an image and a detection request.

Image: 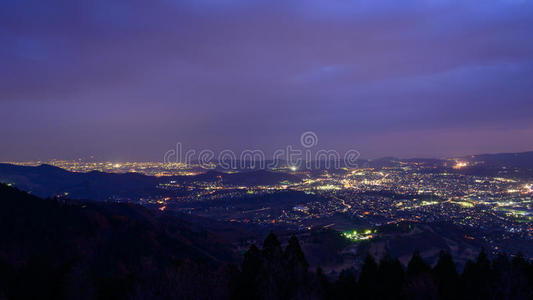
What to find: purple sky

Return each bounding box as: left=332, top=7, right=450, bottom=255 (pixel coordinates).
left=1, top=0, right=533, bottom=161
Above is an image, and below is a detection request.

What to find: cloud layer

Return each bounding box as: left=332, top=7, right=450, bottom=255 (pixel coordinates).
left=1, top=0, right=533, bottom=160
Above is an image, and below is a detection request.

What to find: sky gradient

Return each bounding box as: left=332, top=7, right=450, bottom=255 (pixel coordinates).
left=1, top=0, right=533, bottom=161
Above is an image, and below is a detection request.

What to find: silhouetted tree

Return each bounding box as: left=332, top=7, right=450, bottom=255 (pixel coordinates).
left=234, top=234, right=315, bottom=300
left=314, top=267, right=333, bottom=300
left=510, top=252, right=532, bottom=299
left=334, top=268, right=357, bottom=300
left=432, top=251, right=458, bottom=300
left=235, top=244, right=264, bottom=300
left=377, top=253, right=405, bottom=300
left=261, top=233, right=285, bottom=300
left=406, top=250, right=431, bottom=278
left=405, top=250, right=436, bottom=299
left=461, top=249, right=493, bottom=299
left=263, top=233, right=283, bottom=261
left=358, top=254, right=378, bottom=299
left=282, top=235, right=309, bottom=299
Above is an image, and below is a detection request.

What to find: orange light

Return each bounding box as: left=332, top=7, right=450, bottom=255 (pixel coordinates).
left=453, top=161, right=468, bottom=169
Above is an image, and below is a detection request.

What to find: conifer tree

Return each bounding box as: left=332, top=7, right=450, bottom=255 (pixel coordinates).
left=358, top=254, right=378, bottom=299
left=406, top=250, right=431, bottom=278
left=334, top=268, right=357, bottom=300
left=405, top=250, right=436, bottom=299
left=282, top=235, right=309, bottom=299
left=261, top=233, right=285, bottom=300
left=377, top=253, right=404, bottom=300
left=432, top=251, right=458, bottom=300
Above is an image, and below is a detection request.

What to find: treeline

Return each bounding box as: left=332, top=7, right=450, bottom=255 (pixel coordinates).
left=0, top=184, right=235, bottom=300
left=230, top=233, right=533, bottom=300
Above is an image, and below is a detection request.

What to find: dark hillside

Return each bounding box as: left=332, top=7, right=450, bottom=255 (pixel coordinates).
left=0, top=184, right=237, bottom=300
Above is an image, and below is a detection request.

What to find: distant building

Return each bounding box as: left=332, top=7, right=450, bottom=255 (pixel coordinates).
left=293, top=205, right=309, bottom=213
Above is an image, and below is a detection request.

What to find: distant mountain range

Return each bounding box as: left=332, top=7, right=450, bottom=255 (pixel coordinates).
left=457, top=151, right=533, bottom=169
left=0, top=164, right=301, bottom=201
left=364, top=151, right=533, bottom=178
left=1, top=150, right=532, bottom=201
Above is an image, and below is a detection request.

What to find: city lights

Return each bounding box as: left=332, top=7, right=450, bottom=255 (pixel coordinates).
left=342, top=229, right=374, bottom=242
left=453, top=161, right=469, bottom=169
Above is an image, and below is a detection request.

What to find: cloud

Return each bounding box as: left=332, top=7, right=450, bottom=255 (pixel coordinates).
left=1, top=0, right=532, bottom=159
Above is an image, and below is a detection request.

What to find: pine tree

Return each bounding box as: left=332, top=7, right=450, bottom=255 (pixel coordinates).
left=461, top=249, right=493, bottom=299
left=492, top=252, right=511, bottom=299
left=358, top=254, right=378, bottom=299
left=510, top=252, right=532, bottom=299
left=406, top=250, right=431, bottom=278
left=314, top=267, right=333, bottom=300
left=261, top=233, right=285, bottom=300
left=405, top=250, right=436, bottom=299
left=432, top=251, right=458, bottom=300
left=263, top=232, right=283, bottom=261
left=335, top=268, right=357, bottom=300
left=236, top=244, right=264, bottom=300
left=282, top=235, right=309, bottom=299
left=283, top=236, right=309, bottom=273
left=377, top=253, right=404, bottom=300
left=242, top=244, right=263, bottom=277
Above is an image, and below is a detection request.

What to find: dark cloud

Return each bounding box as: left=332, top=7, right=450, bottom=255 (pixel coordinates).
left=1, top=0, right=533, bottom=160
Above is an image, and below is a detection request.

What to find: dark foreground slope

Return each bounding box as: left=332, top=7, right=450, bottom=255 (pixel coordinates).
left=1, top=183, right=532, bottom=300
left=0, top=184, right=242, bottom=300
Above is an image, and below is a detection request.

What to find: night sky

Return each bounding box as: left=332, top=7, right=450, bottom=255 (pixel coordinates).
left=2, top=0, right=533, bottom=161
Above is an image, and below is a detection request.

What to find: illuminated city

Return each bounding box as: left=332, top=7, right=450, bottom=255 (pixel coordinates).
left=3, top=157, right=531, bottom=257
left=2, top=0, right=533, bottom=299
